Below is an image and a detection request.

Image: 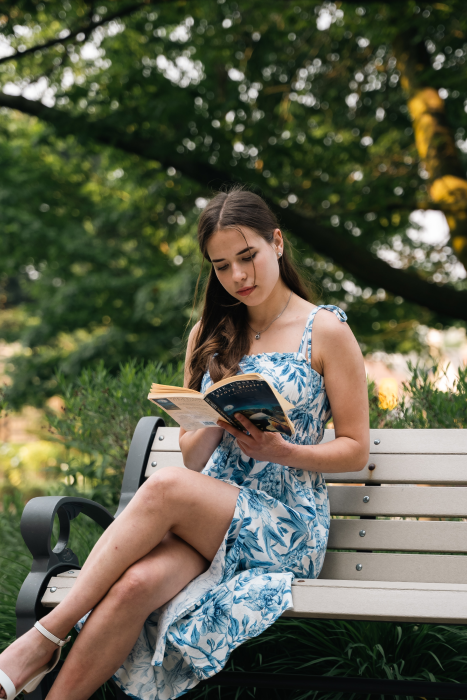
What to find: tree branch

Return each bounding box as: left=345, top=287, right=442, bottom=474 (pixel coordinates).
left=0, top=3, right=146, bottom=66
left=2, top=93, right=467, bottom=321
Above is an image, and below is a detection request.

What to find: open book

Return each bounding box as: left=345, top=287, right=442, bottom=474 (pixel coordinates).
left=148, top=373, right=295, bottom=436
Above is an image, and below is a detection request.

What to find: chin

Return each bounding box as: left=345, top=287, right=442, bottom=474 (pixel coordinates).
left=238, top=290, right=266, bottom=306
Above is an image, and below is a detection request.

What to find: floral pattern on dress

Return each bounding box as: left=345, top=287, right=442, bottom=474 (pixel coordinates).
left=76, top=305, right=347, bottom=700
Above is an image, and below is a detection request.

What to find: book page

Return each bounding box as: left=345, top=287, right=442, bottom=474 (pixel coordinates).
left=150, top=384, right=201, bottom=396
left=148, top=395, right=220, bottom=431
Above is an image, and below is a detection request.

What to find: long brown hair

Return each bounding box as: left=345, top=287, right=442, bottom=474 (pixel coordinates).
left=188, top=185, right=314, bottom=390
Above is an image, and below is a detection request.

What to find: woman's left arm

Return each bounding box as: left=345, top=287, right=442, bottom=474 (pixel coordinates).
left=218, top=312, right=369, bottom=473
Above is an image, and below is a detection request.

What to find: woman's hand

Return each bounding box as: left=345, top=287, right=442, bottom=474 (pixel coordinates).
left=217, top=413, right=293, bottom=465
left=179, top=426, right=224, bottom=471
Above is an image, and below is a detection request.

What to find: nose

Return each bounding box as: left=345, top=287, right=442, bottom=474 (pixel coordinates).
left=231, top=262, right=247, bottom=283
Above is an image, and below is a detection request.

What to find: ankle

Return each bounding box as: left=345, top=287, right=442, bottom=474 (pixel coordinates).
left=36, top=616, right=71, bottom=644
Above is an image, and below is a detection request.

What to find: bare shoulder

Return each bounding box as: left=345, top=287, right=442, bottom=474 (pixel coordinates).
left=311, top=308, right=361, bottom=374
left=312, top=307, right=352, bottom=342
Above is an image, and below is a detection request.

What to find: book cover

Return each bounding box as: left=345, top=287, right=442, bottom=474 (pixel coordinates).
left=204, top=378, right=293, bottom=436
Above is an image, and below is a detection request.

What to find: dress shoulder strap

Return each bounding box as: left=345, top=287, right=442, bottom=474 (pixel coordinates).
left=298, top=305, right=347, bottom=361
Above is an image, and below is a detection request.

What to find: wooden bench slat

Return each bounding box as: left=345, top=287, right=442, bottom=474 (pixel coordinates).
left=41, top=572, right=467, bottom=622
left=150, top=426, right=181, bottom=452
left=154, top=427, right=467, bottom=454
left=145, top=453, right=467, bottom=485
left=319, top=551, right=467, bottom=584
left=145, top=462, right=467, bottom=487
left=42, top=589, right=71, bottom=607
left=328, top=485, right=467, bottom=517
left=45, top=576, right=76, bottom=588
left=285, top=579, right=467, bottom=624
left=324, top=454, right=467, bottom=484
left=145, top=451, right=185, bottom=476
left=328, top=518, right=467, bottom=553
left=151, top=427, right=467, bottom=454
left=322, top=429, right=467, bottom=454
left=41, top=574, right=80, bottom=607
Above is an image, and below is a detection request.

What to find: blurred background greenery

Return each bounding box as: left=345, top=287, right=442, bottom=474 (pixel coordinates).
left=2, top=0, right=467, bottom=697
left=1, top=0, right=467, bottom=409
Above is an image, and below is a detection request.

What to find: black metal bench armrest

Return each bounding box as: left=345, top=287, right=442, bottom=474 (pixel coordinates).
left=21, top=496, right=113, bottom=563
left=16, top=496, right=113, bottom=638
left=116, top=416, right=165, bottom=517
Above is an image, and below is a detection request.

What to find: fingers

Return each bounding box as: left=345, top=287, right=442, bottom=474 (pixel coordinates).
left=217, top=419, right=251, bottom=441
left=234, top=413, right=263, bottom=439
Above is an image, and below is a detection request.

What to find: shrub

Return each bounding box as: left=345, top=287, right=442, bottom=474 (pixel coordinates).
left=45, top=359, right=183, bottom=509
left=368, top=361, right=467, bottom=429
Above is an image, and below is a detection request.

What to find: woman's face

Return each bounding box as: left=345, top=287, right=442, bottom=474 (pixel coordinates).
left=206, top=226, right=283, bottom=306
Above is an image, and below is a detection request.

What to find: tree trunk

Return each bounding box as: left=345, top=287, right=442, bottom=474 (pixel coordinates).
left=394, top=31, right=467, bottom=268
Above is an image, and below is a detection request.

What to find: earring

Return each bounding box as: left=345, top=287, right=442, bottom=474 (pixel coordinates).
left=278, top=252, right=282, bottom=258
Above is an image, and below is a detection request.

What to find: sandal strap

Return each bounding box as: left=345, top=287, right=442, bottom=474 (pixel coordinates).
left=0, top=668, right=16, bottom=699
left=34, top=621, right=71, bottom=647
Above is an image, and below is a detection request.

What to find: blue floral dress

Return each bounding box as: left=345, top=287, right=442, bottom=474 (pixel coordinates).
left=77, top=304, right=347, bottom=700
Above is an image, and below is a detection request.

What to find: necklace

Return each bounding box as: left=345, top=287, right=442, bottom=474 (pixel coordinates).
left=247, top=291, right=293, bottom=340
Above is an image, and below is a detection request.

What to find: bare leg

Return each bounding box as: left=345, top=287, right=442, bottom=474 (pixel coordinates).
left=0, top=468, right=239, bottom=698
left=47, top=533, right=208, bottom=700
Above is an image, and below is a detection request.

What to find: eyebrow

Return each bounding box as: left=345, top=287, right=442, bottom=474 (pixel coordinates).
left=211, top=246, right=253, bottom=263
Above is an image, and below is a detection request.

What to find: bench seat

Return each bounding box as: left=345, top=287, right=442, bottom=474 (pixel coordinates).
left=286, top=579, right=467, bottom=624
left=42, top=570, right=467, bottom=625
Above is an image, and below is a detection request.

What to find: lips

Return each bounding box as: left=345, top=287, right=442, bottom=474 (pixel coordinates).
left=237, top=286, right=256, bottom=297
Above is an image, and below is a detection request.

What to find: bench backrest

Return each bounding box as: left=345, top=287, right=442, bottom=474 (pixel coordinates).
left=145, top=427, right=467, bottom=585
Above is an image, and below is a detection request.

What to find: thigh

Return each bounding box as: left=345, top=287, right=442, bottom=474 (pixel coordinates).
left=135, top=467, right=240, bottom=562
left=171, top=472, right=239, bottom=561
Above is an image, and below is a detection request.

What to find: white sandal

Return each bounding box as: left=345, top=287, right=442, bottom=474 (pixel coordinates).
left=0, top=621, right=70, bottom=699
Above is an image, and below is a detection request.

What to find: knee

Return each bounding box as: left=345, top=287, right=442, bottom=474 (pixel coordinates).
left=142, top=466, right=186, bottom=504
left=109, top=564, right=159, bottom=606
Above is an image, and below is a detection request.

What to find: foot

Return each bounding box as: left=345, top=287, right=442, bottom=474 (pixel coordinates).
left=0, top=627, right=58, bottom=699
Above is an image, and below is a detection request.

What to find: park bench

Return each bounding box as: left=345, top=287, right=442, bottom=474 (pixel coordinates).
left=15, top=418, right=467, bottom=699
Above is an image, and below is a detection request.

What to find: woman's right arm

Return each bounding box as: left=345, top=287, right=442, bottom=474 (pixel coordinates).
left=179, top=322, right=224, bottom=471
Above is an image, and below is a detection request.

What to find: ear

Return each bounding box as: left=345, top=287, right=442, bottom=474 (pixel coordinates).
left=272, top=228, right=283, bottom=253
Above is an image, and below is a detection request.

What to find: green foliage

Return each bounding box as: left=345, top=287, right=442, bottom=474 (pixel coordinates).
left=390, top=362, right=467, bottom=429
left=188, top=618, right=467, bottom=700
left=0, top=493, right=30, bottom=654
left=2, top=0, right=467, bottom=405
left=368, top=362, right=467, bottom=429
left=46, top=359, right=183, bottom=509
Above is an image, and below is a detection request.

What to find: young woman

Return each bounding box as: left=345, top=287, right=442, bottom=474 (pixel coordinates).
left=0, top=187, right=369, bottom=700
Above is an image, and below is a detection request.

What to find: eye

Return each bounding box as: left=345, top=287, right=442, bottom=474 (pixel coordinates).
left=216, top=264, right=228, bottom=272
left=242, top=252, right=257, bottom=262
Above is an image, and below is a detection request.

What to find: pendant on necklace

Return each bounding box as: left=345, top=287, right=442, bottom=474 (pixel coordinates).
left=255, top=333, right=261, bottom=340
